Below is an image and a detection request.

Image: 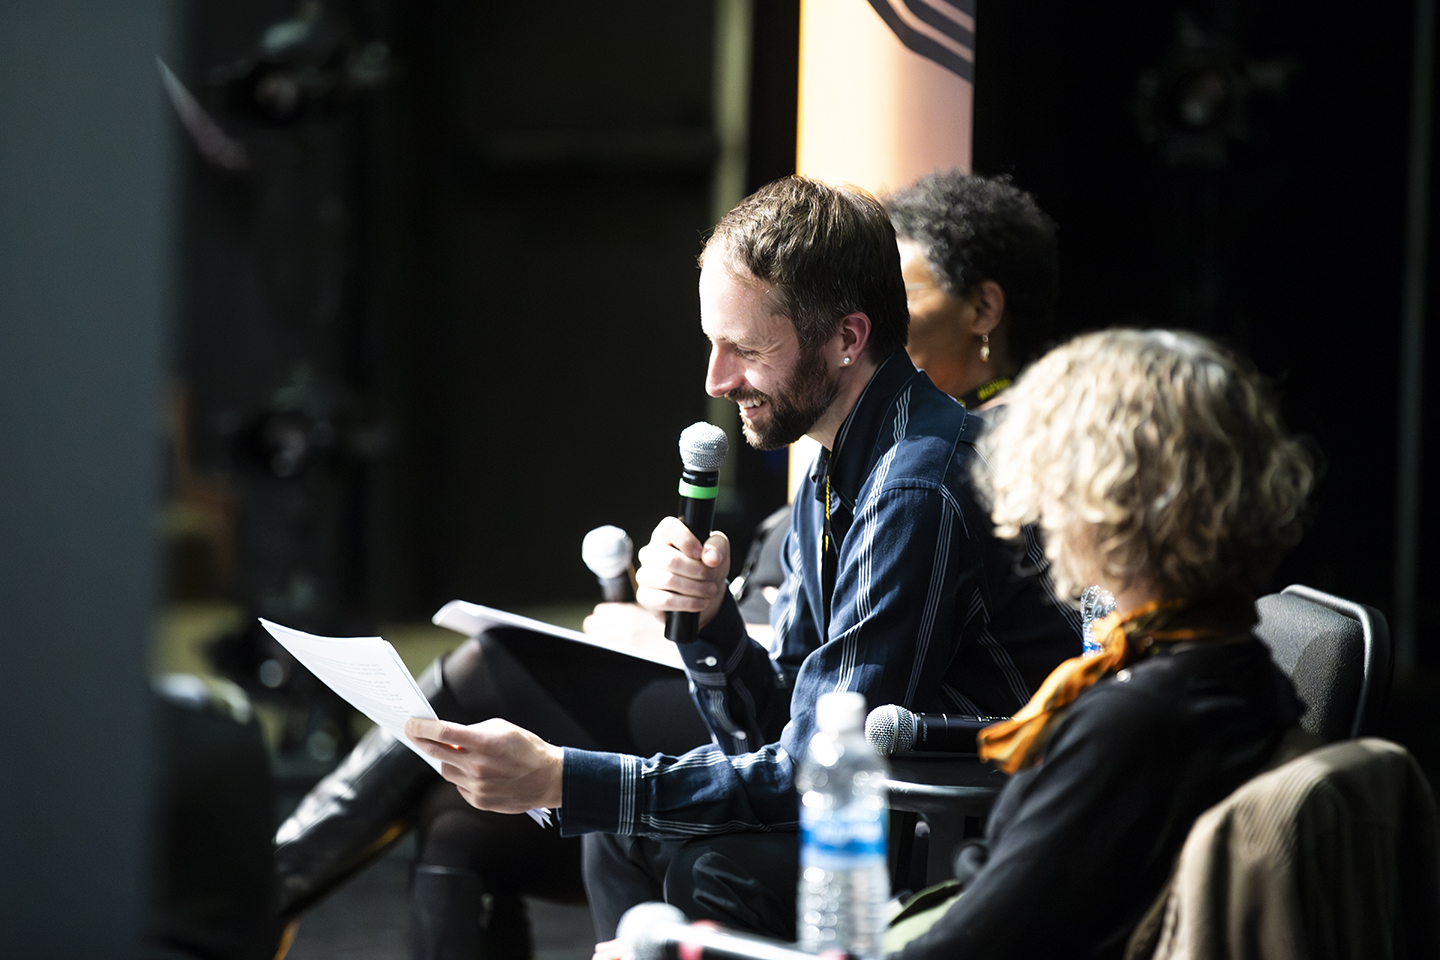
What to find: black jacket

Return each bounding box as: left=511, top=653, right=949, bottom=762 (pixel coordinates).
left=897, top=636, right=1304, bottom=960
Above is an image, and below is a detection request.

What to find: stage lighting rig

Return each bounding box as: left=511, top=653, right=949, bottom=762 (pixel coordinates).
left=158, top=1, right=392, bottom=171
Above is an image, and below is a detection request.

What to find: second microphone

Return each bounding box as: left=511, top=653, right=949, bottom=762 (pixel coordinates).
left=865, top=704, right=1011, bottom=756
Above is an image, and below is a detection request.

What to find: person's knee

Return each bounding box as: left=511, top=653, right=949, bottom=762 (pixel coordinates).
left=583, top=833, right=671, bottom=940
left=664, top=834, right=799, bottom=941
left=440, top=636, right=484, bottom=692
left=582, top=832, right=631, bottom=888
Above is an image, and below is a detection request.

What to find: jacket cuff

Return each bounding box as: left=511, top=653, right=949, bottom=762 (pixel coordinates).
left=683, top=594, right=747, bottom=679
left=557, top=747, right=640, bottom=837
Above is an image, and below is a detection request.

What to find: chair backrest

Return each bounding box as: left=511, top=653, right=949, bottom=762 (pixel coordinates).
left=1254, top=584, right=1392, bottom=741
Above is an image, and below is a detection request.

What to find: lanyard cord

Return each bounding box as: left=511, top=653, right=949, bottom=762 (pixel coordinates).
left=958, top=376, right=1011, bottom=410
left=820, top=472, right=837, bottom=638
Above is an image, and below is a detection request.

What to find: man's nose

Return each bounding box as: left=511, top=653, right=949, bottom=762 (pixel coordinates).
left=706, top=348, right=740, bottom=398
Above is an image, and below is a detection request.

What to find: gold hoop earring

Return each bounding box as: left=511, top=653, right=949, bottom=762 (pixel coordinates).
left=980, top=334, right=991, bottom=363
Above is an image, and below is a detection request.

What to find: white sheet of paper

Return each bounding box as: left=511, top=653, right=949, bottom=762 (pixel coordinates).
left=259, top=618, right=550, bottom=826
left=431, top=600, right=685, bottom=671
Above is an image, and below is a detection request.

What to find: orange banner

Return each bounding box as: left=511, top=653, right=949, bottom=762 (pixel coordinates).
left=796, top=0, right=974, bottom=194
left=791, top=1, right=975, bottom=492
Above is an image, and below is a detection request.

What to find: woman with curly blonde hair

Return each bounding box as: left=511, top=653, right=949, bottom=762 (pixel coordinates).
left=890, top=329, right=1316, bottom=960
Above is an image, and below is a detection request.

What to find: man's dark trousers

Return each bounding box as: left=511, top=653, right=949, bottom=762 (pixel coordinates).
left=583, top=832, right=801, bottom=941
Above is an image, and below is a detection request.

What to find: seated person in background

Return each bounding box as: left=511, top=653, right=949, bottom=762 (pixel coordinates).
left=885, top=170, right=1057, bottom=410
left=890, top=328, right=1316, bottom=960
left=274, top=171, right=1068, bottom=959
left=404, top=176, right=1080, bottom=943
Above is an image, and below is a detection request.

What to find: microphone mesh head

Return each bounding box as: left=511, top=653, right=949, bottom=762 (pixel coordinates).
left=581, top=525, right=633, bottom=580
left=617, top=901, right=686, bottom=960
left=865, top=704, right=917, bottom=755
left=678, top=422, right=729, bottom=472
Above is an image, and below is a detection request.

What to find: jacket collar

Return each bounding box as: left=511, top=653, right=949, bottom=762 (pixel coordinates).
left=810, top=351, right=922, bottom=513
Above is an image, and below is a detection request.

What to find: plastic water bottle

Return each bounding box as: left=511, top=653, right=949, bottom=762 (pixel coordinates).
left=796, top=691, right=889, bottom=959
left=1080, top=585, right=1117, bottom=656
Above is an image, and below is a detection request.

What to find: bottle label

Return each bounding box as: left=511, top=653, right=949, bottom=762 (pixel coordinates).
left=800, top=812, right=887, bottom=868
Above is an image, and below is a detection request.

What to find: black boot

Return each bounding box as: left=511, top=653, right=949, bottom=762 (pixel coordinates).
left=411, top=865, right=485, bottom=960
left=410, top=865, right=533, bottom=960
left=481, top=891, right=533, bottom=960
left=274, top=658, right=462, bottom=919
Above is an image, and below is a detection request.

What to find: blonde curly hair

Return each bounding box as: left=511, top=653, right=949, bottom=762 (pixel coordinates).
left=976, top=329, right=1315, bottom=602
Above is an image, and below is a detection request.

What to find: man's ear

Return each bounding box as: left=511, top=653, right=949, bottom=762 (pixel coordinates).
left=969, top=281, right=1007, bottom=336
left=835, top=311, right=872, bottom=363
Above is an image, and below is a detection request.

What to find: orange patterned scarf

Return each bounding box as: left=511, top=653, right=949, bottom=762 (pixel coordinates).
left=977, top=590, right=1258, bottom=774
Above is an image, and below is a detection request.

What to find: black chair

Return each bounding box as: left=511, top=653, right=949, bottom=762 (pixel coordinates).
left=1254, top=584, right=1392, bottom=741
left=885, top=584, right=1393, bottom=891
left=885, top=756, right=1005, bottom=893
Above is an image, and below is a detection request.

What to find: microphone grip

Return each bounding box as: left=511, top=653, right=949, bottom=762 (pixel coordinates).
left=665, top=470, right=719, bottom=645
left=677, top=489, right=718, bottom=543
left=597, top=566, right=636, bottom=603
left=913, top=713, right=1009, bottom=753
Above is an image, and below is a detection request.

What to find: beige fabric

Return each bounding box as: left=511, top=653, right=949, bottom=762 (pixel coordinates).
left=1129, top=738, right=1440, bottom=960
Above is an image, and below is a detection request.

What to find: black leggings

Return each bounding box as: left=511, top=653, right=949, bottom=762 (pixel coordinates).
left=412, top=628, right=711, bottom=912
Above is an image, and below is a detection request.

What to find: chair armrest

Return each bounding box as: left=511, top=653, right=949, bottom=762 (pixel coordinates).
left=885, top=756, right=1006, bottom=884
left=886, top=755, right=1006, bottom=814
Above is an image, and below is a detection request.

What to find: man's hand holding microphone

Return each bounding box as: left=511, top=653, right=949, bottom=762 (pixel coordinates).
left=405, top=422, right=730, bottom=815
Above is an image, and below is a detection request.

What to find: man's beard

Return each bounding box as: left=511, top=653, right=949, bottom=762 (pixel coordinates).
left=729, top=346, right=841, bottom=451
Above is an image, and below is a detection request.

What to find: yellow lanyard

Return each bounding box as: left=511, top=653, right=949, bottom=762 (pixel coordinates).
left=823, top=473, right=832, bottom=554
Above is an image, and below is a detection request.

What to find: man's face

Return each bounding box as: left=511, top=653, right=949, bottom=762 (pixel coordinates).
left=700, top=259, right=839, bottom=451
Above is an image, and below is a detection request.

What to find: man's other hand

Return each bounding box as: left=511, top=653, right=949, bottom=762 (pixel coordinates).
left=634, top=516, right=730, bottom=630
left=583, top=602, right=679, bottom=660
left=405, top=717, right=564, bottom=813
left=592, top=939, right=628, bottom=960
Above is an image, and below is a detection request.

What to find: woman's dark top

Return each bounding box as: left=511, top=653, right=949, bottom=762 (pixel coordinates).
left=896, top=636, right=1305, bottom=960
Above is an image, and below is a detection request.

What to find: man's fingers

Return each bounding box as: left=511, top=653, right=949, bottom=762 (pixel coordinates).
left=635, top=542, right=714, bottom=585
left=593, top=939, right=627, bottom=960
left=700, top=531, right=730, bottom=569
left=408, top=737, right=464, bottom=766
left=650, top=515, right=704, bottom=558
left=634, top=561, right=719, bottom=599
left=635, top=585, right=710, bottom=614
left=405, top=717, right=478, bottom=748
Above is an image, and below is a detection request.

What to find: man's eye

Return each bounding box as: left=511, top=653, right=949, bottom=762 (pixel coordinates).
left=732, top=347, right=758, bottom=359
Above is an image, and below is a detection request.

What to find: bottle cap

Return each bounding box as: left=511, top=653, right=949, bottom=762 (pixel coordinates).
left=815, top=691, right=866, bottom=733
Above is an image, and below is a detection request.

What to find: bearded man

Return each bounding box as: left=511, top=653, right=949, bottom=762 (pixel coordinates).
left=404, top=177, right=1079, bottom=942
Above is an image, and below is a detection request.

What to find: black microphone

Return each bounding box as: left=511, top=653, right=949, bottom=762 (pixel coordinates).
left=864, top=704, right=1010, bottom=756
left=618, top=902, right=854, bottom=960
left=665, top=422, right=729, bottom=645
left=582, top=525, right=635, bottom=602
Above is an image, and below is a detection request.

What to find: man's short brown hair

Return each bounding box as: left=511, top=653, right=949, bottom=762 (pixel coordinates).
left=702, top=177, right=909, bottom=361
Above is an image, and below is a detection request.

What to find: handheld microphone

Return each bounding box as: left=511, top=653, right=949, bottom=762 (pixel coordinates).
left=865, top=704, right=1010, bottom=756
left=665, top=422, right=729, bottom=645
left=618, top=902, right=852, bottom=960
left=582, top=525, right=635, bottom=602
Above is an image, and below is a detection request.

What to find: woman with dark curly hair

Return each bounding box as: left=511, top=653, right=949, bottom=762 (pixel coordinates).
left=884, top=172, right=1058, bottom=408
left=889, top=328, right=1317, bottom=960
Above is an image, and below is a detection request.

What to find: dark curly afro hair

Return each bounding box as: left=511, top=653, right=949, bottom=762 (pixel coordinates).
left=884, top=172, right=1058, bottom=365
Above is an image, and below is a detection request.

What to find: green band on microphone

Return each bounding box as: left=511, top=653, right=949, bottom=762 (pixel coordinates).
left=678, top=480, right=720, bottom=499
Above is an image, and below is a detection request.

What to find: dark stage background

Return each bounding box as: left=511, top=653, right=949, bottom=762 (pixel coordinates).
left=3, top=0, right=1436, bottom=951
left=170, top=1, right=1436, bottom=661
left=970, top=2, right=1440, bottom=667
